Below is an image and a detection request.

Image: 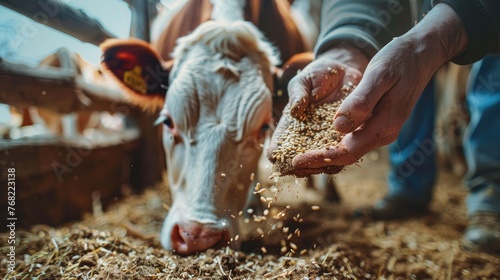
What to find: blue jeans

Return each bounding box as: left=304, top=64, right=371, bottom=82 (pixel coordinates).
left=388, top=55, right=500, bottom=216
left=387, top=78, right=437, bottom=206
left=464, top=54, right=500, bottom=216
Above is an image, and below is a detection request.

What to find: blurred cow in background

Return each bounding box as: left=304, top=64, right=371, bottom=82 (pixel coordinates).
left=101, top=0, right=331, bottom=255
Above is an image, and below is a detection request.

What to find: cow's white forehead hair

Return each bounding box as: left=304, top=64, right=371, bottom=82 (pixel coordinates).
left=172, top=20, right=280, bottom=73
left=165, top=20, right=277, bottom=142
left=167, top=50, right=272, bottom=143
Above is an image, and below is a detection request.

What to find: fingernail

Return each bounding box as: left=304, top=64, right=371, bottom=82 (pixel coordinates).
left=333, top=114, right=354, bottom=133
left=290, top=99, right=302, bottom=116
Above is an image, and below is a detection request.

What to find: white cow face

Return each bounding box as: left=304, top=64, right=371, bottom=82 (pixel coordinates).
left=159, top=21, right=278, bottom=255
left=159, top=54, right=272, bottom=254
left=100, top=21, right=279, bottom=255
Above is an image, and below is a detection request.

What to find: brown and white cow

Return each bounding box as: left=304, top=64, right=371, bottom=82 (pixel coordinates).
left=101, top=0, right=334, bottom=255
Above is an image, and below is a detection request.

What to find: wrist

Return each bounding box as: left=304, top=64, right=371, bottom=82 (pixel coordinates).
left=405, top=3, right=468, bottom=65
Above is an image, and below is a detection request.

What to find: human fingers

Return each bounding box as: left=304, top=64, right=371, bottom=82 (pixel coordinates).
left=292, top=105, right=402, bottom=168
left=288, top=61, right=345, bottom=118
left=266, top=106, right=293, bottom=161
left=332, top=60, right=400, bottom=134
left=287, top=164, right=344, bottom=177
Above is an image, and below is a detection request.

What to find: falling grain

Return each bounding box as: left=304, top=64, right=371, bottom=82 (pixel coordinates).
left=281, top=246, right=288, bottom=254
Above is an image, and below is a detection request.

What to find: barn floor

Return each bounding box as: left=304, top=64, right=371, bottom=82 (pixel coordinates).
left=2, top=148, right=500, bottom=279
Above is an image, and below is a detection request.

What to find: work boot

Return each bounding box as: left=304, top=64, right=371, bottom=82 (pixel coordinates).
left=462, top=212, right=500, bottom=254
left=354, top=195, right=429, bottom=220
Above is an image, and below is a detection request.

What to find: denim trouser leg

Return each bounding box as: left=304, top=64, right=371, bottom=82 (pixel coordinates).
left=387, top=79, right=437, bottom=205
left=464, top=55, right=500, bottom=216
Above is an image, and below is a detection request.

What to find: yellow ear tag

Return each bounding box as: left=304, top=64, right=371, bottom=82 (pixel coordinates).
left=124, top=65, right=147, bottom=94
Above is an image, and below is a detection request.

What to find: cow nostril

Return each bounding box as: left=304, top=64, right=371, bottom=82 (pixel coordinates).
left=170, top=224, right=189, bottom=253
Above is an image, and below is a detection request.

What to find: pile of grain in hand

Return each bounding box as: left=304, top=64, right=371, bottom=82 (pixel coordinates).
left=270, top=82, right=355, bottom=177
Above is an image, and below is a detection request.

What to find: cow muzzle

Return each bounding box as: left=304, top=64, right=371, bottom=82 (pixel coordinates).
left=170, top=221, right=231, bottom=255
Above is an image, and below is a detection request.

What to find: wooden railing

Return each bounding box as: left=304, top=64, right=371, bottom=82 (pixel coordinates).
left=0, top=0, right=165, bottom=190
left=0, top=0, right=117, bottom=46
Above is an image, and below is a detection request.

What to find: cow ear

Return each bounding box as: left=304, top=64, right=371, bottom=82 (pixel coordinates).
left=100, top=38, right=171, bottom=111
left=272, top=52, right=314, bottom=119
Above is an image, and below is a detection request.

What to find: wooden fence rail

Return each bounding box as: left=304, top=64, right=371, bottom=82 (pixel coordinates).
left=0, top=58, right=130, bottom=114
left=0, top=0, right=117, bottom=46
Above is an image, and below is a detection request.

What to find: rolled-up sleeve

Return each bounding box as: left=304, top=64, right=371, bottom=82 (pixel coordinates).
left=434, top=0, right=500, bottom=65
left=315, top=0, right=414, bottom=58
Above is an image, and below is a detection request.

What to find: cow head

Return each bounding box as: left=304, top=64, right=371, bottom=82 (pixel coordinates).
left=101, top=20, right=311, bottom=255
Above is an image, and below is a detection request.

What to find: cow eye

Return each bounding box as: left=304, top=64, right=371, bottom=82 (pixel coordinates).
left=154, top=114, right=175, bottom=129
left=258, top=123, right=271, bottom=139
left=163, top=116, right=174, bottom=129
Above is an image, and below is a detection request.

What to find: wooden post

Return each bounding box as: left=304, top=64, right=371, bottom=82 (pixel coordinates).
left=128, top=0, right=151, bottom=42
left=126, top=0, right=166, bottom=190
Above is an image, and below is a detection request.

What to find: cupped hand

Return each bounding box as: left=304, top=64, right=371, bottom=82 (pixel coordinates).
left=287, top=48, right=366, bottom=118
left=266, top=46, right=368, bottom=174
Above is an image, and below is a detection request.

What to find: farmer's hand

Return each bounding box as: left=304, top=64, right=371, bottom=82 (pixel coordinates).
left=291, top=3, right=468, bottom=171
left=267, top=45, right=368, bottom=175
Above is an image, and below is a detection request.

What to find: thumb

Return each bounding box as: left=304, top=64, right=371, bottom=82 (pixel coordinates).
left=333, top=66, right=398, bottom=133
